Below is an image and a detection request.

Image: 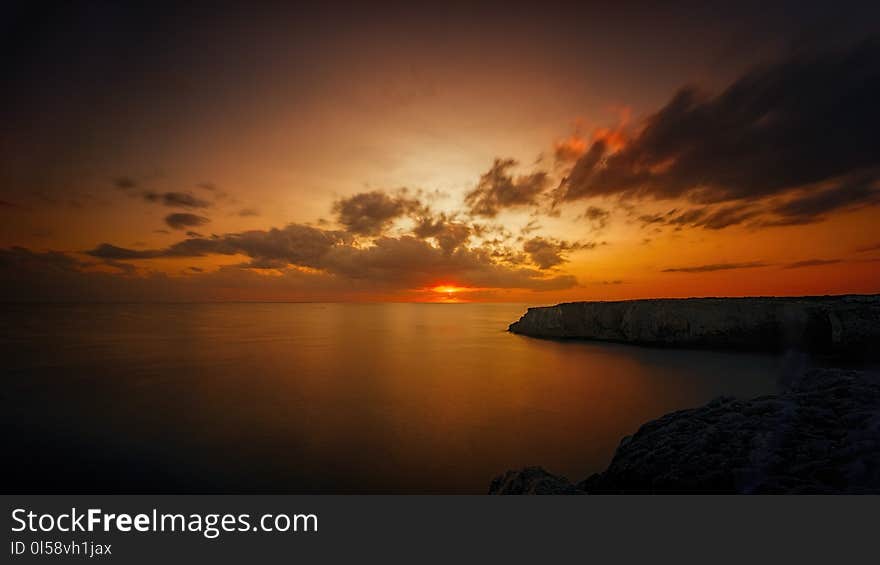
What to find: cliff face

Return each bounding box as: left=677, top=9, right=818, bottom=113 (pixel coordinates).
left=508, top=294, right=880, bottom=355
left=490, top=368, right=880, bottom=494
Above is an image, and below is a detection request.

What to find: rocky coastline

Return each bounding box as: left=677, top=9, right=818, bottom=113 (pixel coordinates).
left=490, top=368, right=880, bottom=494
left=494, top=295, right=880, bottom=494
left=508, top=294, right=880, bottom=356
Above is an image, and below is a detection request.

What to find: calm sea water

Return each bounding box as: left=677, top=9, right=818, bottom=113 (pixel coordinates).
left=2, top=303, right=784, bottom=493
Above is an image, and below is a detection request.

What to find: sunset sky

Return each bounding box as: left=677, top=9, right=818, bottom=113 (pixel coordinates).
left=2, top=1, right=879, bottom=302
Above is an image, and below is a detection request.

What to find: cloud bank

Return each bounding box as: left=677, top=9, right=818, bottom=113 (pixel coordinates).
left=554, top=38, right=880, bottom=229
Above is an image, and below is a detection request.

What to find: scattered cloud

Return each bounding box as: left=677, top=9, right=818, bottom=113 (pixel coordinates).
left=333, top=190, right=419, bottom=235
left=662, top=261, right=768, bottom=273
left=114, top=177, right=212, bottom=209
left=78, top=217, right=578, bottom=296
left=783, top=258, right=842, bottom=269
left=144, top=191, right=211, bottom=209
left=465, top=158, right=548, bottom=217
left=519, top=220, right=542, bottom=235
left=763, top=174, right=880, bottom=226
left=522, top=237, right=592, bottom=269
left=113, top=177, right=137, bottom=190
left=412, top=212, right=471, bottom=253
left=583, top=205, right=610, bottom=230
left=165, top=213, right=210, bottom=230
left=638, top=204, right=760, bottom=230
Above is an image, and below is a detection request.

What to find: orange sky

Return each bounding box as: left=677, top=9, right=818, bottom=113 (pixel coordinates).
left=1, top=4, right=878, bottom=303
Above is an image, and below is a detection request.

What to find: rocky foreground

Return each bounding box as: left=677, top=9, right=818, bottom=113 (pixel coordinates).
left=508, top=295, right=880, bottom=356
left=490, top=368, right=880, bottom=494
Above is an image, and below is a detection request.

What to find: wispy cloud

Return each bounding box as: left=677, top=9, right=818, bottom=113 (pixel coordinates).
left=662, top=261, right=768, bottom=273
left=165, top=213, right=210, bottom=230
left=783, top=258, right=842, bottom=269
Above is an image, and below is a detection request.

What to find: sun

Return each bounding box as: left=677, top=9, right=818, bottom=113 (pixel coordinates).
left=432, top=285, right=461, bottom=295
left=426, top=284, right=472, bottom=302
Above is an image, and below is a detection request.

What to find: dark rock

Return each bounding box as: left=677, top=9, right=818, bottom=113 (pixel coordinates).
left=508, top=294, right=880, bottom=356
left=489, top=466, right=585, bottom=494
left=492, top=369, right=880, bottom=494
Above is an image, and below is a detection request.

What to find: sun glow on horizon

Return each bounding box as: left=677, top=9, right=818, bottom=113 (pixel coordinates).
left=432, top=285, right=464, bottom=294
left=423, top=284, right=475, bottom=302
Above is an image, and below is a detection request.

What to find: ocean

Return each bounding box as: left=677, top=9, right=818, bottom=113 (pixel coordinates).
left=2, top=302, right=782, bottom=493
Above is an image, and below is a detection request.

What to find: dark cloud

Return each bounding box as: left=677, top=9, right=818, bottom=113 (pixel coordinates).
left=0, top=246, right=82, bottom=273
left=238, top=208, right=260, bottom=217
left=783, top=258, right=842, bottom=269
left=694, top=205, right=761, bottom=229
left=556, top=141, right=607, bottom=202
left=856, top=243, right=880, bottom=253
left=639, top=204, right=761, bottom=230
left=332, top=190, right=419, bottom=236
left=114, top=177, right=137, bottom=190
left=102, top=260, right=137, bottom=274
left=82, top=220, right=577, bottom=293
left=645, top=175, right=879, bottom=232
left=0, top=247, right=124, bottom=301
left=637, top=212, right=667, bottom=226
left=764, top=174, right=880, bottom=225
left=88, top=244, right=162, bottom=260
left=3, top=244, right=578, bottom=303
left=412, top=212, right=471, bottom=254
left=519, top=220, right=541, bottom=235
left=196, top=182, right=231, bottom=200
left=465, top=158, right=548, bottom=217
left=556, top=38, right=880, bottom=226
left=90, top=224, right=346, bottom=268
left=522, top=237, right=592, bottom=270
left=662, top=261, right=768, bottom=273
left=220, top=225, right=347, bottom=268
left=144, top=191, right=211, bottom=209
left=583, top=205, right=610, bottom=229
left=0, top=245, right=340, bottom=302
left=246, top=257, right=294, bottom=270
left=321, top=235, right=576, bottom=290
left=114, top=178, right=212, bottom=209
left=165, top=213, right=210, bottom=230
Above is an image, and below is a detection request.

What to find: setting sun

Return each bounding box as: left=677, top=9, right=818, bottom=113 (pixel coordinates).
left=427, top=284, right=471, bottom=302
left=432, top=285, right=463, bottom=295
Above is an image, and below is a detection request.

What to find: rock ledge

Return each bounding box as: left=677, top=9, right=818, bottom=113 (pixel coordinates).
left=508, top=295, right=880, bottom=355
left=490, top=369, right=880, bottom=494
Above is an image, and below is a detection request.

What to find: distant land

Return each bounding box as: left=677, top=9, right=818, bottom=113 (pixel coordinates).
left=509, top=294, right=880, bottom=357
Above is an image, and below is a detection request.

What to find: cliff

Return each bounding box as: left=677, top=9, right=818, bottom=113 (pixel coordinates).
left=490, top=368, right=880, bottom=494
left=508, top=294, right=880, bottom=355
